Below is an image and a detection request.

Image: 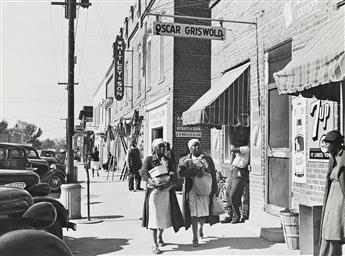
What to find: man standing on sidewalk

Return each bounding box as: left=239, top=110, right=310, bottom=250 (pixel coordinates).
left=222, top=124, right=250, bottom=224
left=91, top=147, right=100, bottom=177
left=127, top=138, right=143, bottom=192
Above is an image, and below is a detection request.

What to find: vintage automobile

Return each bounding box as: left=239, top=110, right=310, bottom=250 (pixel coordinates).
left=40, top=149, right=58, bottom=165
left=19, top=144, right=66, bottom=192
left=0, top=229, right=73, bottom=256
left=0, top=187, right=73, bottom=256
left=0, top=143, right=76, bottom=238
left=0, top=186, right=56, bottom=236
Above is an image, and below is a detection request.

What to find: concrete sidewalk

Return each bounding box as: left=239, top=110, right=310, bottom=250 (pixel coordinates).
left=62, top=164, right=300, bottom=255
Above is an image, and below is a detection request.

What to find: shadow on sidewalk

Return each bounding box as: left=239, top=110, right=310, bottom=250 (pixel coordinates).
left=168, top=236, right=275, bottom=252
left=64, top=236, right=129, bottom=256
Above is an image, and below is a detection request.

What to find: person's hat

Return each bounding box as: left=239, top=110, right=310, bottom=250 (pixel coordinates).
left=152, top=138, right=165, bottom=151
left=188, top=139, right=200, bottom=149
left=323, top=130, right=344, bottom=143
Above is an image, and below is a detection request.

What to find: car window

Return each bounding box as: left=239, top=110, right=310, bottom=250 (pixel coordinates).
left=26, top=149, right=39, bottom=158
left=0, top=148, right=7, bottom=160
left=9, top=148, right=25, bottom=159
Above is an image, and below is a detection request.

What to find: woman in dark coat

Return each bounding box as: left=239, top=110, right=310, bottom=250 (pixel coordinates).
left=319, top=130, right=345, bottom=256
left=139, top=138, right=184, bottom=254
left=177, top=139, right=219, bottom=247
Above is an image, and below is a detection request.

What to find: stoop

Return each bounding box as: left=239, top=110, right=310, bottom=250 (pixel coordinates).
left=244, top=211, right=285, bottom=243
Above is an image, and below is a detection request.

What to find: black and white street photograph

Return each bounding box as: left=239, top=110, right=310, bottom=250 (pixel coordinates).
left=1, top=0, right=345, bottom=255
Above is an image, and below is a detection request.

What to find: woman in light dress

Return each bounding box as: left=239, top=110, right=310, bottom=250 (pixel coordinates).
left=139, top=138, right=184, bottom=254
left=178, top=139, right=219, bottom=247
left=319, top=130, right=345, bottom=256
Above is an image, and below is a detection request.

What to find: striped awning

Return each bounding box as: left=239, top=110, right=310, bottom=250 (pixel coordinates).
left=182, top=62, right=250, bottom=127
left=273, top=12, right=345, bottom=98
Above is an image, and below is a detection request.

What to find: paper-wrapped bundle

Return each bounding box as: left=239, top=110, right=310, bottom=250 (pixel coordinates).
left=152, top=174, right=170, bottom=186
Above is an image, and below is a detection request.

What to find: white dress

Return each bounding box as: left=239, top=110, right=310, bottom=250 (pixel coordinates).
left=148, top=187, right=172, bottom=229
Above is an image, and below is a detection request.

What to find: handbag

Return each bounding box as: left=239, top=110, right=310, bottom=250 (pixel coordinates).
left=211, top=195, right=225, bottom=215
left=193, top=172, right=212, bottom=196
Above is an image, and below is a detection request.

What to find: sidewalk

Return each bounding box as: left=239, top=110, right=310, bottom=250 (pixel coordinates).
left=62, top=164, right=300, bottom=255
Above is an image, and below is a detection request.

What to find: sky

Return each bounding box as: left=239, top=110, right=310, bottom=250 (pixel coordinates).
left=1, top=0, right=135, bottom=140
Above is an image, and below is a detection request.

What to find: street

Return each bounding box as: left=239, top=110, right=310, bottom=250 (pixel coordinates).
left=62, top=165, right=299, bottom=255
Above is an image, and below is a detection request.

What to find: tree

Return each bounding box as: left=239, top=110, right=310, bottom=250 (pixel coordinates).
left=8, top=120, right=43, bottom=148
left=0, top=120, right=8, bottom=134
left=41, top=139, right=56, bottom=149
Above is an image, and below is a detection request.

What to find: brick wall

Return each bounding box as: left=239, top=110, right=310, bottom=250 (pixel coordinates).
left=171, top=0, right=211, bottom=160
left=211, top=0, right=340, bottom=215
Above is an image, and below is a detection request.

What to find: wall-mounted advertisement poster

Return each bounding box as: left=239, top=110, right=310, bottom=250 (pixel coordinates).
left=307, top=99, right=336, bottom=161
left=292, top=97, right=307, bottom=183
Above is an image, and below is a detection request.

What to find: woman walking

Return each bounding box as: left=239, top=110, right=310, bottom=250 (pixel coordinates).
left=177, top=139, right=219, bottom=247
left=319, top=130, right=345, bottom=256
left=139, top=138, right=184, bottom=254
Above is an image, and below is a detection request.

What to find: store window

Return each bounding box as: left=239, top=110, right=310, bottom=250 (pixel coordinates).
left=152, top=127, right=163, bottom=141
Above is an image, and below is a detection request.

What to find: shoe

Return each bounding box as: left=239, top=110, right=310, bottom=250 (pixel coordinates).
left=192, top=239, right=199, bottom=247
left=137, top=188, right=144, bottom=191
left=221, top=216, right=232, bottom=224
left=152, top=246, right=162, bottom=254
left=132, top=189, right=137, bottom=192
left=239, top=218, right=246, bottom=223
left=158, top=238, right=165, bottom=247
left=198, top=227, right=204, bottom=239
left=231, top=219, right=240, bottom=224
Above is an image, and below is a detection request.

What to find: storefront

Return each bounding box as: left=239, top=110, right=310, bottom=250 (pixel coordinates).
left=273, top=9, right=345, bottom=208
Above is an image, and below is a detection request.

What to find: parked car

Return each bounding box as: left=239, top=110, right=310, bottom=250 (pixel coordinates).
left=19, top=144, right=66, bottom=192
left=0, top=229, right=73, bottom=256
left=0, top=143, right=76, bottom=238
left=0, top=186, right=56, bottom=236
left=40, top=149, right=58, bottom=166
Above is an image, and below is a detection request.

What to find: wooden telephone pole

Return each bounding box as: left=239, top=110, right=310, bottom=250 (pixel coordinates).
left=52, top=0, right=91, bottom=183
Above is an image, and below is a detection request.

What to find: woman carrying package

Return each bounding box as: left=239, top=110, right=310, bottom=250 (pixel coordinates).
left=177, top=139, right=219, bottom=247
left=139, top=138, right=184, bottom=254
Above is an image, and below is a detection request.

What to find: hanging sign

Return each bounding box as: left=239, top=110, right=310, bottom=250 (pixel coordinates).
left=113, top=36, right=125, bottom=101
left=153, top=21, right=226, bottom=41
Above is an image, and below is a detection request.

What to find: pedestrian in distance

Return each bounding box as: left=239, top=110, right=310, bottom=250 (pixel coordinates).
left=90, top=147, right=100, bottom=177
left=127, top=138, right=143, bottom=192
left=319, top=130, right=345, bottom=256
left=139, top=138, right=184, bottom=255
left=177, top=138, right=219, bottom=247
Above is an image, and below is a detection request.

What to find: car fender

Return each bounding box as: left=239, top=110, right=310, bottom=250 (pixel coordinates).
left=0, top=229, right=73, bottom=256
left=41, top=169, right=66, bottom=183
left=32, top=197, right=68, bottom=228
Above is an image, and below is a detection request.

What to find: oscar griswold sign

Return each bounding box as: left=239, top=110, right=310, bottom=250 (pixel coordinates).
left=153, top=21, right=226, bottom=41
left=114, top=36, right=125, bottom=101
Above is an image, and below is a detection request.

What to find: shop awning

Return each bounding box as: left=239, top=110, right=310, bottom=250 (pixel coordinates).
left=273, top=13, right=345, bottom=100
left=182, top=62, right=250, bottom=127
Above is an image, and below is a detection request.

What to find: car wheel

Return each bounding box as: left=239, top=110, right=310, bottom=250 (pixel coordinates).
left=45, top=220, right=63, bottom=239
left=48, top=175, right=62, bottom=192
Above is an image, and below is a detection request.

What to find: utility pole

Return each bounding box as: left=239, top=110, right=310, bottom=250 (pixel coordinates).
left=52, top=0, right=91, bottom=183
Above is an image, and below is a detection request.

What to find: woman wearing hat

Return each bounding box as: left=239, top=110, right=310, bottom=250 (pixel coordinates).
left=319, top=130, right=345, bottom=256
left=139, top=138, right=184, bottom=254
left=177, top=139, right=219, bottom=247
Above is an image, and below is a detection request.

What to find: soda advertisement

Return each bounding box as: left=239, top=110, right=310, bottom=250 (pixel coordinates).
left=292, top=97, right=307, bottom=183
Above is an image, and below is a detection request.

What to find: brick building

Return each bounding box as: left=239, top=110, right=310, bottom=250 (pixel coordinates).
left=187, top=0, right=344, bottom=221
left=93, top=0, right=345, bottom=232
left=93, top=0, right=215, bottom=173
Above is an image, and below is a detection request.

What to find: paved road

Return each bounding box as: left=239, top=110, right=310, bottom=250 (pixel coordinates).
left=62, top=165, right=299, bottom=255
